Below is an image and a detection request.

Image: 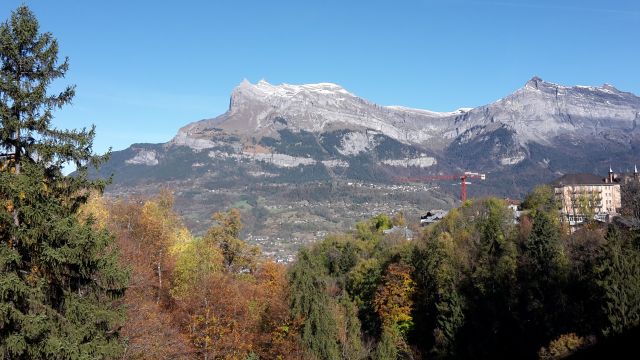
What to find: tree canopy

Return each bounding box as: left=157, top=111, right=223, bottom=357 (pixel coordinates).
left=0, top=6, right=127, bottom=358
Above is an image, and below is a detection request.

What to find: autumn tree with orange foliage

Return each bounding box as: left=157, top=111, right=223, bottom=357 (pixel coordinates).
left=171, top=209, right=303, bottom=360
left=372, top=262, right=415, bottom=357
left=253, top=262, right=305, bottom=359
left=97, top=194, right=302, bottom=359
left=106, top=194, right=192, bottom=359
left=374, top=262, right=415, bottom=335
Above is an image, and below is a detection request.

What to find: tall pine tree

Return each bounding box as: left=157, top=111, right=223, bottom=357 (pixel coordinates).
left=597, top=225, right=640, bottom=337
left=0, top=6, right=127, bottom=358
left=518, top=210, right=568, bottom=354
left=289, top=249, right=340, bottom=360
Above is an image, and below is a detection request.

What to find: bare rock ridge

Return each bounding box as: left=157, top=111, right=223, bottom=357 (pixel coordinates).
left=174, top=76, right=639, bottom=151
left=104, top=76, right=640, bottom=198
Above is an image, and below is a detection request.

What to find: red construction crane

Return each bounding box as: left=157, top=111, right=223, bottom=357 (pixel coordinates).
left=394, top=172, right=486, bottom=202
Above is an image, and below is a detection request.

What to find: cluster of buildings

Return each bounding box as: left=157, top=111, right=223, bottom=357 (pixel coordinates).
left=553, top=166, right=638, bottom=226
left=417, top=166, right=638, bottom=230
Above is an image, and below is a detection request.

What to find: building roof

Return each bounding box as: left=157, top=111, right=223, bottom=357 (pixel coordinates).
left=421, top=209, right=448, bottom=219
left=420, top=209, right=449, bottom=225
left=505, top=198, right=521, bottom=206
left=550, top=173, right=607, bottom=186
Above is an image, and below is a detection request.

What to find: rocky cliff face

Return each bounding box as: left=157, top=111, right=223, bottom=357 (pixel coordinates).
left=103, top=77, right=640, bottom=198
left=174, top=79, right=470, bottom=150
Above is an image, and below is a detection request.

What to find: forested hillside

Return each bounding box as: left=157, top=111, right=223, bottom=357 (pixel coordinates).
left=71, top=183, right=639, bottom=359
left=84, top=192, right=301, bottom=359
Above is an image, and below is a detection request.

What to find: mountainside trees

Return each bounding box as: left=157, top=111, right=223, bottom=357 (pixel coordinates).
left=0, top=6, right=127, bottom=358
left=596, top=225, right=640, bottom=336
left=289, top=249, right=341, bottom=360
left=61, top=181, right=640, bottom=360
left=105, top=194, right=303, bottom=360
left=284, top=191, right=640, bottom=360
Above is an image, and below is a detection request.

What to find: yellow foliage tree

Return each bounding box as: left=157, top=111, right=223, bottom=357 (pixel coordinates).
left=373, top=262, right=416, bottom=336
left=76, top=191, right=109, bottom=230
left=206, top=209, right=259, bottom=273
left=538, top=333, right=592, bottom=360
left=170, top=229, right=224, bottom=298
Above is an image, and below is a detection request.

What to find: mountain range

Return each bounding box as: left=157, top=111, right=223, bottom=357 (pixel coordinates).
left=102, top=76, right=640, bottom=191
left=96, top=77, right=640, bottom=245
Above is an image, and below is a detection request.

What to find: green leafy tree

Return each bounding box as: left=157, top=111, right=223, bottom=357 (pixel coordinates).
left=372, top=214, right=393, bottom=232
left=574, top=189, right=599, bottom=225
left=457, top=199, right=519, bottom=358
left=0, top=6, right=127, bottom=359
left=522, top=185, right=559, bottom=215
left=430, top=233, right=465, bottom=358
left=347, top=258, right=383, bottom=336
left=170, top=228, right=223, bottom=298
left=318, top=235, right=359, bottom=277
left=473, top=199, right=517, bottom=293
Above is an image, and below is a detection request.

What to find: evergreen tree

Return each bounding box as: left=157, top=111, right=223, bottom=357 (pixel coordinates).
left=0, top=6, right=127, bottom=358
left=597, top=225, right=640, bottom=337
left=518, top=210, right=568, bottom=353
left=372, top=327, right=398, bottom=360
left=289, top=249, right=340, bottom=360
left=457, top=200, right=519, bottom=358
left=411, top=232, right=464, bottom=358
left=336, top=295, right=364, bottom=360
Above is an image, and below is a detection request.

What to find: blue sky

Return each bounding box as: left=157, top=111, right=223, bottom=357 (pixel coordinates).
left=1, top=0, right=639, bottom=153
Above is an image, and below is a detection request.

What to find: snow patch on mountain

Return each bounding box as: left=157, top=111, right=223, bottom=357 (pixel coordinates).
left=385, top=106, right=471, bottom=117
left=251, top=79, right=353, bottom=98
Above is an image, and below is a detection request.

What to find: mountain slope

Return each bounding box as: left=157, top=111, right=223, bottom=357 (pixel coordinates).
left=113, top=76, right=639, bottom=183
left=98, top=77, right=640, bottom=242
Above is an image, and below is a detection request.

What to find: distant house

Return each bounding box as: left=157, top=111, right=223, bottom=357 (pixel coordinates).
left=383, top=226, right=414, bottom=240
left=551, top=169, right=622, bottom=226
left=420, top=209, right=449, bottom=226
left=505, top=198, right=522, bottom=224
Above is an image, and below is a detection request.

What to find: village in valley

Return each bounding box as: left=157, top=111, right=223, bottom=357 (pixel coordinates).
left=232, top=165, right=640, bottom=264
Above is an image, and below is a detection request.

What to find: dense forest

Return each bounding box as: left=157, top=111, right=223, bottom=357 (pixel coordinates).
left=2, top=5, right=640, bottom=360
left=19, top=183, right=640, bottom=360
left=282, top=185, right=640, bottom=359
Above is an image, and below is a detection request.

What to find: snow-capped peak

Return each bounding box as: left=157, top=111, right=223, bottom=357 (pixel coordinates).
left=237, top=79, right=353, bottom=98
left=523, top=76, right=625, bottom=96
